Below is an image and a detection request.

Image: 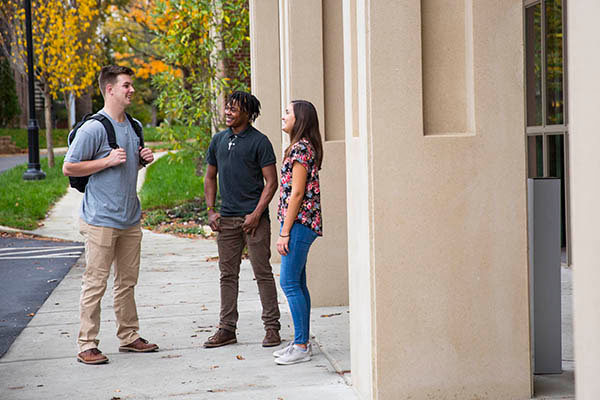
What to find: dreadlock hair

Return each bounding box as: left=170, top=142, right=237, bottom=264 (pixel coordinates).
left=284, top=100, right=324, bottom=170
left=226, top=91, right=261, bottom=122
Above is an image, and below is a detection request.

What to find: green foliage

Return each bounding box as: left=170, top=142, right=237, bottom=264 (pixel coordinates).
left=0, top=57, right=21, bottom=127
left=151, top=0, right=250, bottom=155
left=0, top=156, right=69, bottom=230
left=0, top=128, right=69, bottom=149
left=139, top=150, right=205, bottom=210
left=142, top=127, right=164, bottom=142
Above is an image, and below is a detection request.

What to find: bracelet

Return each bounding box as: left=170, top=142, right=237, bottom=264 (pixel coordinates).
left=207, top=206, right=215, bottom=212
left=279, top=234, right=289, bottom=238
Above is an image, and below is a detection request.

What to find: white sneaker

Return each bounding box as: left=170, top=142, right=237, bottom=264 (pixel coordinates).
left=273, top=342, right=293, bottom=358
left=275, top=344, right=311, bottom=365
left=273, top=342, right=312, bottom=358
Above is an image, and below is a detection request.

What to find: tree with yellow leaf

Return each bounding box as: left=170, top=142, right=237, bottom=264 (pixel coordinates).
left=2, top=0, right=101, bottom=167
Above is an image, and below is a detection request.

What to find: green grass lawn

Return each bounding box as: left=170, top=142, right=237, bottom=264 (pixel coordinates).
left=0, top=156, right=69, bottom=230
left=140, top=151, right=204, bottom=210
left=0, top=128, right=69, bottom=149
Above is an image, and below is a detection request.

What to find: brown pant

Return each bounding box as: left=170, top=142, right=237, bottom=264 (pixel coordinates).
left=78, top=219, right=142, bottom=352
left=216, top=215, right=280, bottom=332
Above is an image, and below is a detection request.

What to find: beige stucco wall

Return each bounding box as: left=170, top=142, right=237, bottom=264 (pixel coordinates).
left=348, top=0, right=531, bottom=398
left=252, top=0, right=532, bottom=398
left=249, top=0, right=282, bottom=264
left=275, top=0, right=349, bottom=307
left=568, top=1, right=600, bottom=398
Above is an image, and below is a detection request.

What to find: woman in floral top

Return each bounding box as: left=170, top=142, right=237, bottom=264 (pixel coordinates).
left=273, top=100, right=323, bottom=365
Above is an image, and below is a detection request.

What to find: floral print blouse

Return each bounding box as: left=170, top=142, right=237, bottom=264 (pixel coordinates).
left=277, top=138, right=322, bottom=236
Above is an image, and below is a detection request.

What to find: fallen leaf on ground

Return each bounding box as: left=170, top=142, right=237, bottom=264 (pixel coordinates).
left=205, top=255, right=219, bottom=261
left=207, top=389, right=226, bottom=393
left=236, top=355, right=245, bottom=360
left=8, top=386, right=25, bottom=390
left=27, top=313, right=35, bottom=317
left=320, top=312, right=342, bottom=318
left=161, top=354, right=182, bottom=359
left=210, top=365, right=219, bottom=369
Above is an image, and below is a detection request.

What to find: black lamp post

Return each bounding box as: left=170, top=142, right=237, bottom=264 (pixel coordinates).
left=22, top=0, right=45, bottom=181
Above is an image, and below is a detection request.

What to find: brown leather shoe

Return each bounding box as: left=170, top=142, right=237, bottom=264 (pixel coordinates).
left=119, top=337, right=159, bottom=353
left=77, top=348, right=108, bottom=365
left=262, top=328, right=281, bottom=347
left=204, top=328, right=237, bottom=348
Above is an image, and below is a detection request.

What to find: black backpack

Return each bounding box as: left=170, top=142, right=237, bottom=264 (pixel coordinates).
left=67, top=113, right=147, bottom=193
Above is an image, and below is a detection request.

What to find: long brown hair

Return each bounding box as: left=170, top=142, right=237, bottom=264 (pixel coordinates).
left=284, top=100, right=324, bottom=169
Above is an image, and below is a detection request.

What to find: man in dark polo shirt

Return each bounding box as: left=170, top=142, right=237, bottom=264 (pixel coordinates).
left=203, top=91, right=281, bottom=348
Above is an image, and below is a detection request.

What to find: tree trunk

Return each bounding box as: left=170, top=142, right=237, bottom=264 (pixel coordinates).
left=151, top=104, right=157, bottom=127
left=15, top=70, right=27, bottom=128
left=44, top=88, right=54, bottom=168
left=210, top=0, right=225, bottom=134
left=76, top=86, right=93, bottom=121
left=64, top=91, right=76, bottom=129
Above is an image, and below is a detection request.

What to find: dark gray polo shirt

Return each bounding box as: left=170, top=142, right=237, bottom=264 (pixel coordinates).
left=206, top=125, right=276, bottom=217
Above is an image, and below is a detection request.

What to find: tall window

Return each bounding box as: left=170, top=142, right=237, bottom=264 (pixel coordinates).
left=525, top=0, right=569, bottom=263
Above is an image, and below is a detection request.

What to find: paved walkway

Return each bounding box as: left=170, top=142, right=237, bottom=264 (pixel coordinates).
left=0, top=165, right=356, bottom=399
left=0, top=148, right=68, bottom=174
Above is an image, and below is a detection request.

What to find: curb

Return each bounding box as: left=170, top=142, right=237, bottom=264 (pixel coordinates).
left=312, top=335, right=353, bottom=386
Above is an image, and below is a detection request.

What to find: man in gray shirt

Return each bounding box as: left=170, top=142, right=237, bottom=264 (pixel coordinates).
left=63, top=65, right=157, bottom=365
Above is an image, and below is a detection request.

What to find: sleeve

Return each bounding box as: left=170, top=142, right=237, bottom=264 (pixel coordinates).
left=257, top=136, right=276, bottom=168
left=206, top=134, right=219, bottom=166
left=64, top=122, right=103, bottom=163
left=289, top=142, right=311, bottom=171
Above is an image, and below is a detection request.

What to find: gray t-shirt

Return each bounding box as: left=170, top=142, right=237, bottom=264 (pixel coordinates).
left=64, top=110, right=142, bottom=229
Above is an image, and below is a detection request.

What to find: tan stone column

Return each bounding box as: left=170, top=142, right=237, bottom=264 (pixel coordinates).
left=278, top=0, right=349, bottom=306
left=249, top=0, right=282, bottom=261
left=343, top=0, right=374, bottom=397
left=346, top=0, right=531, bottom=398
left=568, top=1, right=600, bottom=398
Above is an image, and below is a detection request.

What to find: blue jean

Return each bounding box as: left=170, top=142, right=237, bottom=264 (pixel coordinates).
left=280, top=223, right=318, bottom=345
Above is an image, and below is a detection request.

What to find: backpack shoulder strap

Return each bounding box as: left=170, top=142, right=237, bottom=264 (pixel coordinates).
left=125, top=113, right=144, bottom=148
left=68, top=113, right=95, bottom=146
left=90, top=114, right=118, bottom=149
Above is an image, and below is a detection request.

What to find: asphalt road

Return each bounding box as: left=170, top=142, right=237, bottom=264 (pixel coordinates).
left=0, top=150, right=67, bottom=174
left=0, top=154, right=28, bottom=174
left=0, top=233, right=83, bottom=358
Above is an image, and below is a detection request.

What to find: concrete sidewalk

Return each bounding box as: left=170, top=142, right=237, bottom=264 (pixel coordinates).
left=0, top=167, right=356, bottom=399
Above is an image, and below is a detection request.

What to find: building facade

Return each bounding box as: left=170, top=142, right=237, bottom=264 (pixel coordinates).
left=249, top=1, right=599, bottom=398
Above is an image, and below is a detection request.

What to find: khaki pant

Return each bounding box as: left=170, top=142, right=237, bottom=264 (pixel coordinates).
left=217, top=216, right=280, bottom=332
left=78, top=219, right=142, bottom=352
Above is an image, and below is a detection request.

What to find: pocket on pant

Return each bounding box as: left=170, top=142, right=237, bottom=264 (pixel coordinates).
left=87, top=225, right=114, bottom=247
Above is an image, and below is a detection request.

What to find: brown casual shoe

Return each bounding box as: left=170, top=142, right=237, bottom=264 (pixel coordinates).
left=262, top=328, right=281, bottom=347
left=204, top=328, right=237, bottom=348
left=119, top=337, right=159, bottom=353
left=77, top=348, right=108, bottom=365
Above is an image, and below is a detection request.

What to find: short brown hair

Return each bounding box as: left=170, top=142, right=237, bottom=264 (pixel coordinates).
left=98, top=65, right=134, bottom=97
